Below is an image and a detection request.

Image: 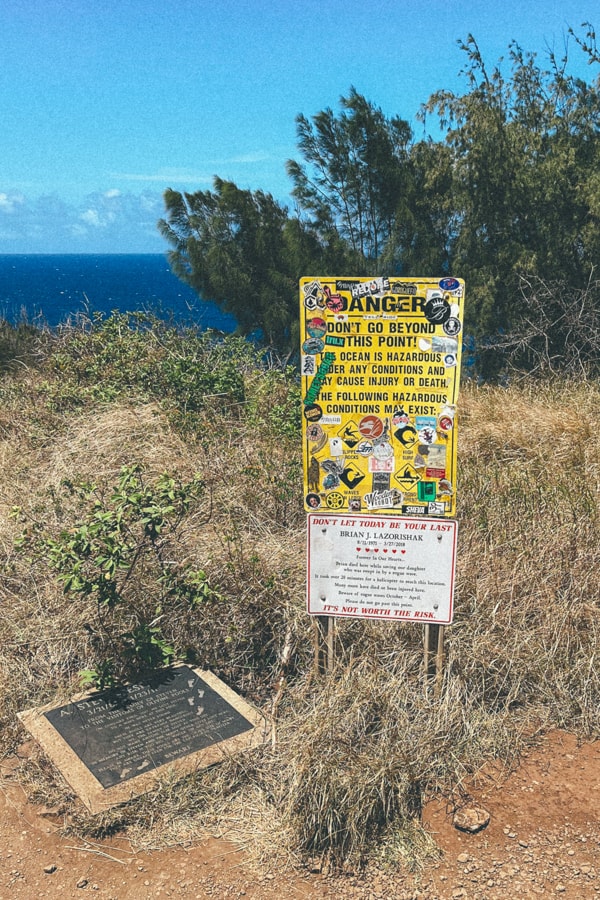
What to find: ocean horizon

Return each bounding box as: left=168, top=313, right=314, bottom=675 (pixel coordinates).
left=0, top=253, right=236, bottom=332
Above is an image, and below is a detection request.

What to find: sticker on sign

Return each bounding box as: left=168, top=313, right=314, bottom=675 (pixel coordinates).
left=307, top=514, right=457, bottom=624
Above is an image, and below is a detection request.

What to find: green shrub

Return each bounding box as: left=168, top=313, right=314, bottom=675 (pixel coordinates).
left=45, top=312, right=249, bottom=415
left=16, top=464, right=220, bottom=688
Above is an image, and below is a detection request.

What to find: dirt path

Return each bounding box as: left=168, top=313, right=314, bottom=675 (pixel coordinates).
left=1, top=731, right=599, bottom=899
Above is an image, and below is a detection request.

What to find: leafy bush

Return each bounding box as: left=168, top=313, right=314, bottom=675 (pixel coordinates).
left=45, top=312, right=249, bottom=416
left=16, top=464, right=220, bottom=688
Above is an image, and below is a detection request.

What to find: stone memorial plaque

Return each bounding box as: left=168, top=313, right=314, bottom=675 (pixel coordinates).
left=18, top=665, right=267, bottom=813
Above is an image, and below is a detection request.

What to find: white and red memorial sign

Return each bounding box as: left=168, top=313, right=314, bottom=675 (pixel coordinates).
left=307, top=513, right=457, bottom=624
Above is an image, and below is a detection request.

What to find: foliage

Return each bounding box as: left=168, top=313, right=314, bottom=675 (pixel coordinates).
left=157, top=26, right=600, bottom=379
left=287, top=87, right=413, bottom=264
left=0, top=318, right=45, bottom=372
left=421, top=28, right=600, bottom=374
left=16, top=464, right=219, bottom=687
left=489, top=273, right=600, bottom=378
left=4, top=327, right=600, bottom=868
left=45, top=311, right=248, bottom=416
left=40, top=310, right=308, bottom=442
left=158, top=179, right=354, bottom=354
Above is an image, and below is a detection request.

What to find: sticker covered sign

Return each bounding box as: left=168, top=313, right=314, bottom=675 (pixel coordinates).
left=300, top=277, right=465, bottom=517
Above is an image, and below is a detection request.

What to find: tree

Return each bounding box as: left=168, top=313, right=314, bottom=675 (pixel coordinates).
left=158, top=178, right=353, bottom=353
left=383, top=137, right=455, bottom=276
left=286, top=88, right=414, bottom=267
left=158, top=91, right=456, bottom=353
left=422, top=28, right=600, bottom=373
left=158, top=29, right=600, bottom=375
left=494, top=273, right=600, bottom=378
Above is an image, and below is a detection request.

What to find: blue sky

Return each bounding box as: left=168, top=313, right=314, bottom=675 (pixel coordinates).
left=1, top=0, right=598, bottom=253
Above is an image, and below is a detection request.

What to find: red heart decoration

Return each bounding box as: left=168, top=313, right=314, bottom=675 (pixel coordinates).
left=365, top=548, right=370, bottom=552
left=383, top=549, right=388, bottom=553
left=401, top=550, right=406, bottom=554
left=392, top=549, right=397, bottom=554
left=356, top=547, right=361, bottom=552
left=374, top=549, right=379, bottom=553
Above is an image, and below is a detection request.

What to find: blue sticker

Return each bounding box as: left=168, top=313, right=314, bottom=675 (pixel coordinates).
left=439, top=277, right=460, bottom=292
left=306, top=317, right=327, bottom=338
left=302, top=337, right=324, bottom=355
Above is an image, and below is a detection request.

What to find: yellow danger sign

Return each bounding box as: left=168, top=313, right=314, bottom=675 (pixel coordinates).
left=300, top=276, right=465, bottom=517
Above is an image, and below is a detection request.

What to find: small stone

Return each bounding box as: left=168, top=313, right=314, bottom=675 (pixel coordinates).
left=457, top=852, right=469, bottom=864
left=77, top=878, right=89, bottom=888
left=519, top=840, right=529, bottom=848
left=453, top=806, right=491, bottom=834
left=556, top=886, right=566, bottom=893
left=44, top=864, right=57, bottom=874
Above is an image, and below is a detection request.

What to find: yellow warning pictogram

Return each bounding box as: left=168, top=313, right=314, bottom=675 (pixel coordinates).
left=394, top=464, right=421, bottom=491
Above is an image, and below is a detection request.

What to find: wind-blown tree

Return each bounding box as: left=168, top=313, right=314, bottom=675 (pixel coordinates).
left=159, top=29, right=600, bottom=374
left=421, top=27, right=600, bottom=372
left=158, top=178, right=353, bottom=352
left=158, top=90, right=456, bottom=352
left=382, top=137, right=456, bottom=276
left=286, top=89, right=459, bottom=278
left=286, top=88, right=414, bottom=267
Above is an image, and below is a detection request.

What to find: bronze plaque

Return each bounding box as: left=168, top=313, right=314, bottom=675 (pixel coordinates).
left=19, top=666, right=267, bottom=812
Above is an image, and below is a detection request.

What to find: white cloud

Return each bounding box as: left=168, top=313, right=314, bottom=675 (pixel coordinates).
left=0, top=188, right=167, bottom=252
left=110, top=170, right=213, bottom=184
left=0, top=191, right=25, bottom=213
left=229, top=152, right=271, bottom=164
left=80, top=209, right=103, bottom=227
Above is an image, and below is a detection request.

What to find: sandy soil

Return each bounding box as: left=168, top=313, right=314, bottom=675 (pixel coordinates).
left=1, top=730, right=598, bottom=899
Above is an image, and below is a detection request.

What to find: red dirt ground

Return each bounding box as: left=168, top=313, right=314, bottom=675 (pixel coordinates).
left=1, top=730, right=598, bottom=899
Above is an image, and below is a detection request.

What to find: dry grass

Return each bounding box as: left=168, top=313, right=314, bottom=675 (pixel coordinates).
left=1, top=340, right=599, bottom=870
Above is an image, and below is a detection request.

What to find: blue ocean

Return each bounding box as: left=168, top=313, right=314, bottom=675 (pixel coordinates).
left=0, top=254, right=236, bottom=331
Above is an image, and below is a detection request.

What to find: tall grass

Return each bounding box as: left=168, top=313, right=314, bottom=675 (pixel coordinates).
left=0, top=317, right=598, bottom=868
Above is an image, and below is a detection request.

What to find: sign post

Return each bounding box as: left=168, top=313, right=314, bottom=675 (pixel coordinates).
left=300, top=277, right=465, bottom=682
left=424, top=623, right=445, bottom=698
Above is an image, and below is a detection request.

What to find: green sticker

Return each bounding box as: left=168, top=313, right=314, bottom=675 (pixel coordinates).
left=417, top=481, right=436, bottom=501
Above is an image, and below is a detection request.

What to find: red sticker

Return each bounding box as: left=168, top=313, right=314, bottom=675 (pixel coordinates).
left=358, top=415, right=384, bottom=439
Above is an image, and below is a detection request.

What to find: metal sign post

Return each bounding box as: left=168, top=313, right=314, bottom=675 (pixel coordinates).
left=314, top=615, right=336, bottom=676
left=424, top=623, right=445, bottom=697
